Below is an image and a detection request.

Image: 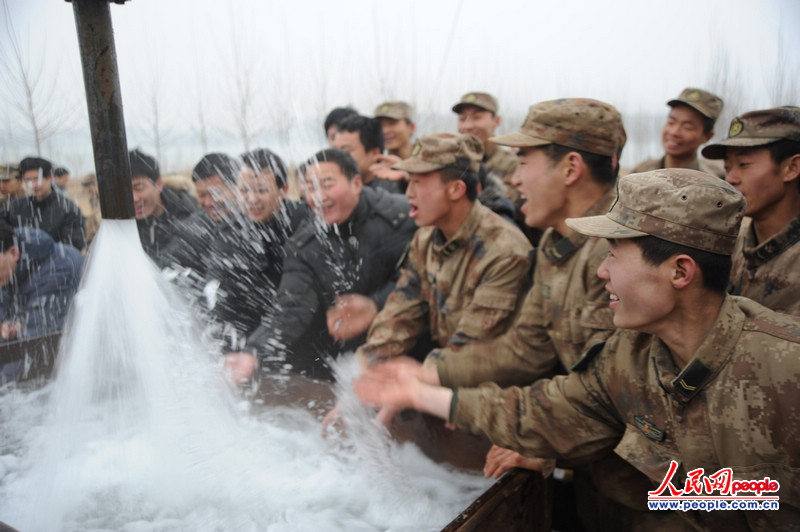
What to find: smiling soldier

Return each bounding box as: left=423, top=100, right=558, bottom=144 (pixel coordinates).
left=633, top=87, right=725, bottom=178
left=355, top=168, right=800, bottom=530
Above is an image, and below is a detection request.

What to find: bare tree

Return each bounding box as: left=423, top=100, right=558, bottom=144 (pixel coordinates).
left=767, top=31, right=799, bottom=107
left=0, top=3, right=77, bottom=156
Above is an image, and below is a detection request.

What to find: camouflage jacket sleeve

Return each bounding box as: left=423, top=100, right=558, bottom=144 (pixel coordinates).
left=450, top=357, right=624, bottom=466
left=356, top=234, right=429, bottom=363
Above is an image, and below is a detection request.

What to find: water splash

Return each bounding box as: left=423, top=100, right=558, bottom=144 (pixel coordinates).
left=0, top=219, right=490, bottom=531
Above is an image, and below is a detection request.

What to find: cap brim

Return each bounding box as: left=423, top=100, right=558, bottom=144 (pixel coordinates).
left=375, top=113, right=405, bottom=120
left=668, top=99, right=714, bottom=119
left=391, top=158, right=447, bottom=173
left=489, top=132, right=551, bottom=148
left=565, top=214, right=649, bottom=239
left=701, top=136, right=782, bottom=159
left=452, top=103, right=493, bottom=114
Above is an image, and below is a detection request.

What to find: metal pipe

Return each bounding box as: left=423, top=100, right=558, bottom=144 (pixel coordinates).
left=71, top=0, right=134, bottom=220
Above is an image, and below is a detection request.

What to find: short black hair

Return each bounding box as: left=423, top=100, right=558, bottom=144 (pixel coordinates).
left=337, top=115, right=385, bottom=153
left=299, top=148, right=360, bottom=181
left=324, top=106, right=358, bottom=134
left=543, top=144, right=616, bottom=187
left=0, top=216, right=14, bottom=252
left=766, top=139, right=800, bottom=166
left=628, top=235, right=731, bottom=294
left=19, top=157, right=53, bottom=178
left=192, top=153, right=238, bottom=184
left=53, top=167, right=69, bottom=177
left=240, top=148, right=288, bottom=189
left=441, top=160, right=479, bottom=202
left=129, top=149, right=160, bottom=182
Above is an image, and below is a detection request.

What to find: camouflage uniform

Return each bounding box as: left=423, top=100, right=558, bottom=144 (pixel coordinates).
left=425, top=191, right=616, bottom=388
left=358, top=200, right=531, bottom=363
left=451, top=296, right=800, bottom=530
left=444, top=170, right=800, bottom=529
left=357, top=133, right=532, bottom=363
left=729, top=216, right=800, bottom=316
left=631, top=155, right=724, bottom=179
left=701, top=107, right=800, bottom=317
left=633, top=87, right=725, bottom=179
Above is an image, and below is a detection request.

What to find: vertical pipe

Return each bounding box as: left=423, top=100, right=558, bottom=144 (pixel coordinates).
left=72, top=0, right=135, bottom=220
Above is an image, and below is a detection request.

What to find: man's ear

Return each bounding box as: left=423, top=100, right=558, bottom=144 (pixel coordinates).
left=781, top=153, right=800, bottom=184
left=8, top=246, right=20, bottom=262
left=155, top=177, right=164, bottom=193
left=671, top=254, right=698, bottom=289
left=448, top=179, right=467, bottom=201
left=563, top=152, right=584, bottom=187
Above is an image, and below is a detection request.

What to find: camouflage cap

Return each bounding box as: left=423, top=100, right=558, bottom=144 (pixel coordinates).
left=452, top=92, right=498, bottom=114
left=392, top=133, right=484, bottom=173
left=668, top=87, right=723, bottom=120
left=701, top=106, right=800, bottom=160
left=374, top=101, right=413, bottom=121
left=490, top=98, right=622, bottom=157
left=565, top=168, right=745, bottom=255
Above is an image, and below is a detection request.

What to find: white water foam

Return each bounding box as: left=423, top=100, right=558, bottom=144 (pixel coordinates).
left=0, top=220, right=490, bottom=531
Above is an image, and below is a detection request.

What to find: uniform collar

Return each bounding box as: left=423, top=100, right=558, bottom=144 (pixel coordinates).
left=540, top=190, right=615, bottom=264
left=659, top=155, right=700, bottom=171
left=432, top=201, right=484, bottom=257
left=741, top=213, right=800, bottom=268
left=650, top=295, right=743, bottom=404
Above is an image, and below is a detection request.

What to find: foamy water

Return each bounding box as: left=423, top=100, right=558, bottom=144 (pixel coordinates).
left=0, top=220, right=490, bottom=531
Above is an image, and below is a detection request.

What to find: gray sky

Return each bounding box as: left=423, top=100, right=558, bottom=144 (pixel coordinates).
left=2, top=0, right=799, bottom=175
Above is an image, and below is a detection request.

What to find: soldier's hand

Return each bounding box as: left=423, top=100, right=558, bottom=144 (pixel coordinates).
left=223, top=351, right=258, bottom=385
left=353, top=363, right=420, bottom=411
left=483, top=444, right=549, bottom=479
left=369, top=155, right=408, bottom=182
left=326, top=294, right=378, bottom=341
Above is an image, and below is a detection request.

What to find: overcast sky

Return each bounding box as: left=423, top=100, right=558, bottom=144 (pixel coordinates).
left=2, top=0, right=799, bottom=175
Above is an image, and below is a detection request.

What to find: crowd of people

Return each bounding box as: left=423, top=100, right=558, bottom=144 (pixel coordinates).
left=1, top=88, right=799, bottom=529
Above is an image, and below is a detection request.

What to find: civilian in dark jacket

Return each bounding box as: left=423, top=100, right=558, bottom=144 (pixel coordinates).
left=226, top=148, right=416, bottom=381
left=129, top=149, right=198, bottom=265
left=6, top=157, right=85, bottom=251
left=0, top=221, right=84, bottom=383
left=206, top=148, right=310, bottom=341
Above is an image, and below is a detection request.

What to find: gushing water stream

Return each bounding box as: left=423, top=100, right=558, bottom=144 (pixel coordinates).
left=0, top=220, right=490, bottom=531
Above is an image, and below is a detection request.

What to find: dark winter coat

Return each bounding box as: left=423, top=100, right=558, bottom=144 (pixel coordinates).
left=246, top=187, right=415, bottom=380
left=206, top=200, right=310, bottom=339
left=0, top=227, right=84, bottom=339
left=5, top=190, right=86, bottom=251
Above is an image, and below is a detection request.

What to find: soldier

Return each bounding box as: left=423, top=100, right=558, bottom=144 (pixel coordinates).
left=129, top=149, right=197, bottom=265
left=453, top=91, right=536, bottom=242
left=632, top=87, right=725, bottom=178
left=374, top=101, right=415, bottom=159
left=373, top=100, right=655, bottom=527
left=332, top=114, right=400, bottom=194
left=702, top=106, right=800, bottom=316
left=224, top=148, right=416, bottom=381
left=356, top=169, right=800, bottom=530
left=52, top=167, right=70, bottom=191
left=356, top=133, right=531, bottom=377
left=8, top=157, right=85, bottom=251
